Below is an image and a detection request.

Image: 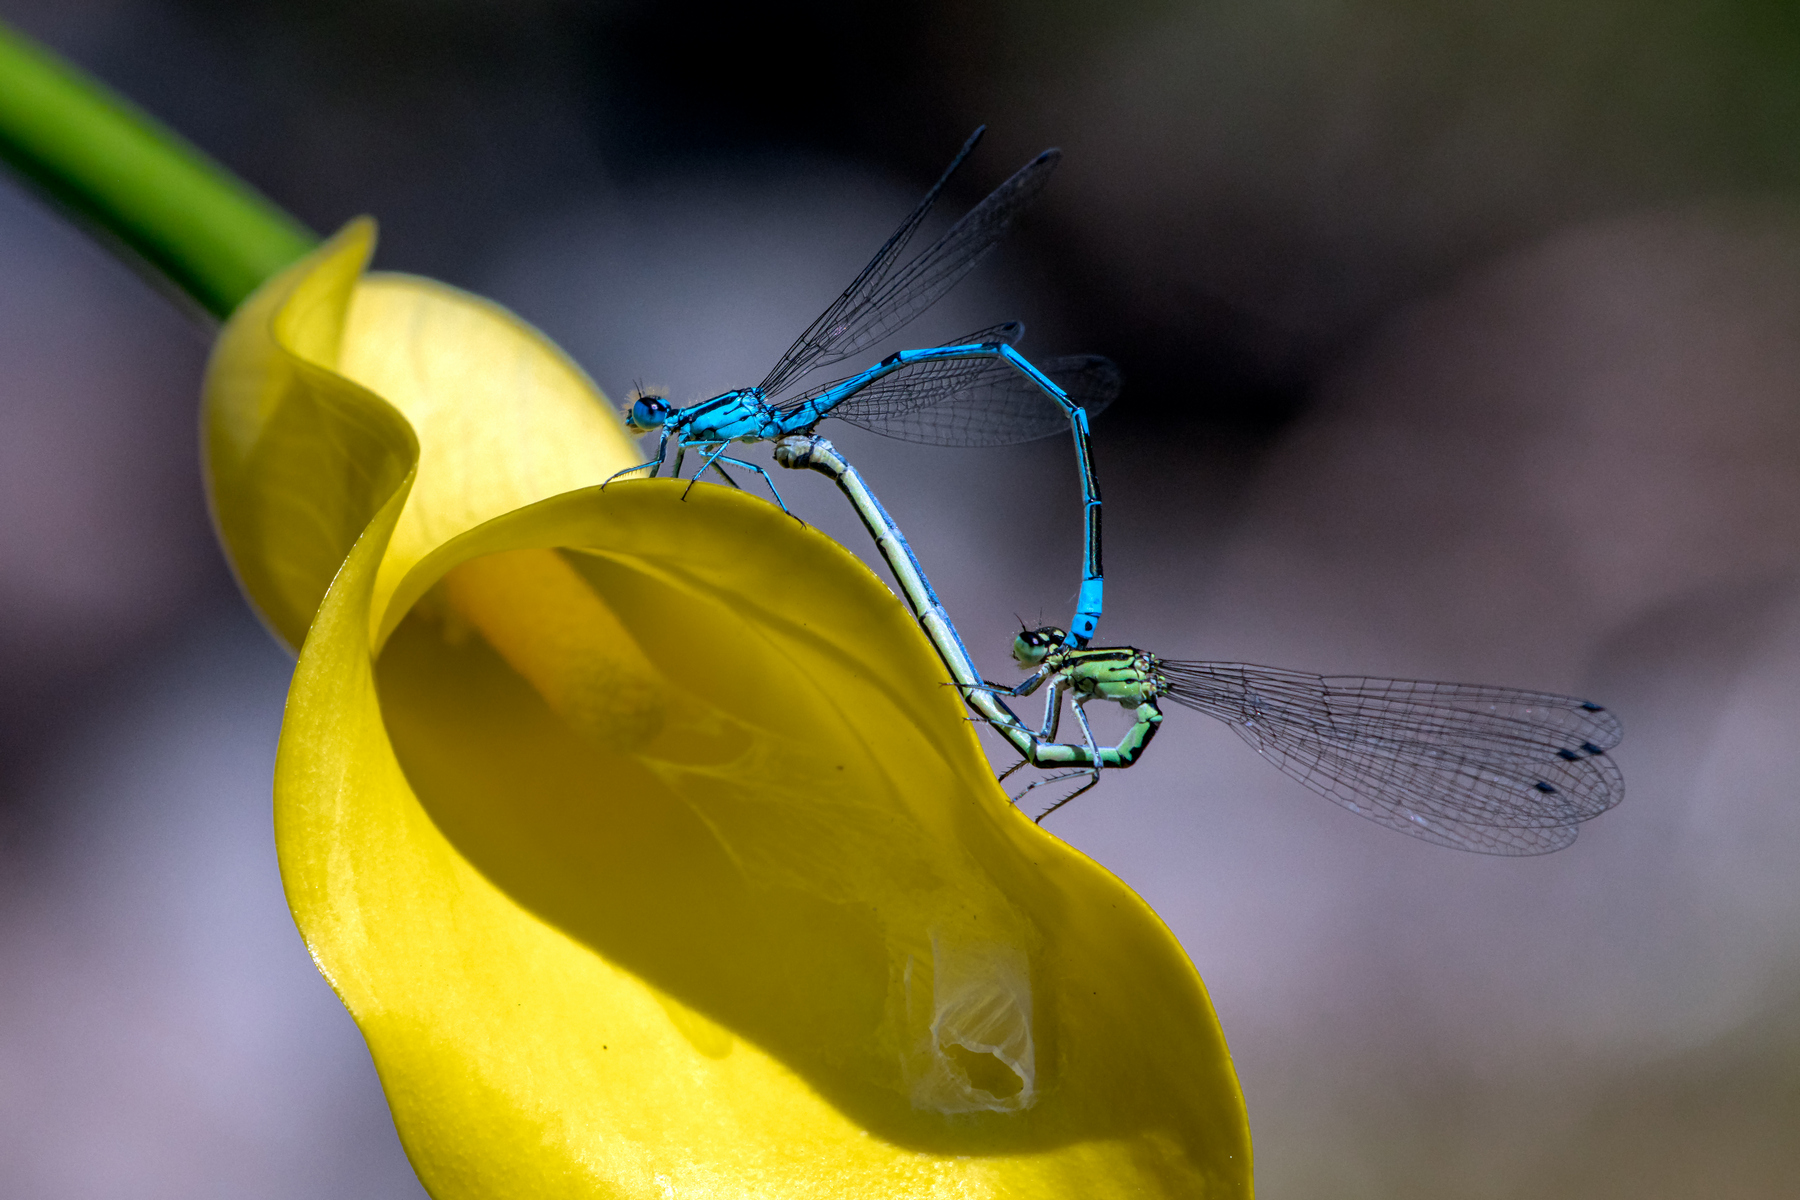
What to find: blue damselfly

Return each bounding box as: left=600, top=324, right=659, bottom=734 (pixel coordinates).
left=607, top=128, right=1117, bottom=644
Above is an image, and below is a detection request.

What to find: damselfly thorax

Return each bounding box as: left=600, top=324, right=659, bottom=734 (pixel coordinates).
left=606, top=127, right=1114, bottom=647
left=775, top=429, right=1627, bottom=855
left=1024, top=642, right=1169, bottom=709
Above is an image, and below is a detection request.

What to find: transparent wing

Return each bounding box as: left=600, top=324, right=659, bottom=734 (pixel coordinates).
left=839, top=353, right=1119, bottom=446
left=779, top=321, right=1117, bottom=446
left=758, top=128, right=982, bottom=403
left=775, top=320, right=1021, bottom=415
left=1161, top=662, right=1624, bottom=855
left=759, top=138, right=1061, bottom=399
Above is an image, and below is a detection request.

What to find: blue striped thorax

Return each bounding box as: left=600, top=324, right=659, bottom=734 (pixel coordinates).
left=677, top=389, right=786, bottom=443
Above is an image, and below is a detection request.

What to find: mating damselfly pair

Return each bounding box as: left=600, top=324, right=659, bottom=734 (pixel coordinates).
left=610, top=129, right=1624, bottom=856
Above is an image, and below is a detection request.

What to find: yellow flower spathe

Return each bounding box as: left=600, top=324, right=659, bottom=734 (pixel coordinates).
left=201, top=221, right=1252, bottom=1197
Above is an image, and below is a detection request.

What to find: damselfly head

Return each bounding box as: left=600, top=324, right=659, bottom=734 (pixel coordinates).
left=1012, top=625, right=1067, bottom=667
left=624, top=390, right=674, bottom=432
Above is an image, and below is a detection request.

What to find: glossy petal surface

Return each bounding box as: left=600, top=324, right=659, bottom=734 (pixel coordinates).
left=201, top=225, right=1251, bottom=1197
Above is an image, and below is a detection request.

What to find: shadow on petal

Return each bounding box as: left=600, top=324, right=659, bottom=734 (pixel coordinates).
left=358, top=482, right=1248, bottom=1184
left=218, top=225, right=1249, bottom=1196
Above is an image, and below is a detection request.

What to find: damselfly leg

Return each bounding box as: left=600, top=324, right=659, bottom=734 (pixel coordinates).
left=959, top=674, right=1066, bottom=739
left=613, top=129, right=1115, bottom=644
left=774, top=432, right=1624, bottom=855
left=677, top=443, right=793, bottom=514
left=677, top=443, right=724, bottom=501
left=957, top=674, right=1139, bottom=813
left=712, top=457, right=792, bottom=514
left=1020, top=697, right=1104, bottom=820
left=602, top=429, right=671, bottom=487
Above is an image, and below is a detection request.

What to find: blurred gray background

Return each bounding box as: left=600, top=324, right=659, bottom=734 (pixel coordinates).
left=3, top=0, right=1800, bottom=1195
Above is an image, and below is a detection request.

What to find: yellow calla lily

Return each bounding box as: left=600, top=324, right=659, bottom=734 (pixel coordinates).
left=201, top=220, right=1252, bottom=1197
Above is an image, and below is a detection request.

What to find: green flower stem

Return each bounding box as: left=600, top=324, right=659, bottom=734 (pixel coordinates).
left=0, top=21, right=317, bottom=319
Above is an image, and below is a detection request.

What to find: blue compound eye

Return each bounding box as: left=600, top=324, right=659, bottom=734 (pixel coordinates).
left=627, top=395, right=672, bottom=432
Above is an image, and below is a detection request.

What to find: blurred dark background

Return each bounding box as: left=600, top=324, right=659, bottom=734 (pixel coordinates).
left=5, top=0, right=1800, bottom=1195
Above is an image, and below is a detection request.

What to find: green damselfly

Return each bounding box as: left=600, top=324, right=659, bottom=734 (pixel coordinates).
left=774, top=434, right=1624, bottom=855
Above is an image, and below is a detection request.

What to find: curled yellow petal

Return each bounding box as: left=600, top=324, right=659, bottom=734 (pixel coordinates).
left=202, top=224, right=1251, bottom=1196
left=202, top=219, right=640, bottom=649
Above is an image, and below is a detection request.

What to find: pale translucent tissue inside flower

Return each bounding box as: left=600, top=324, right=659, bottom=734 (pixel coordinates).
left=910, top=935, right=1035, bottom=1114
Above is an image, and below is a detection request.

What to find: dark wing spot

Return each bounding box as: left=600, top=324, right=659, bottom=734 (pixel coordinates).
left=1534, top=781, right=1559, bottom=794
left=1580, top=702, right=1605, bottom=712
left=1557, top=748, right=1580, bottom=761
left=1581, top=742, right=1605, bottom=756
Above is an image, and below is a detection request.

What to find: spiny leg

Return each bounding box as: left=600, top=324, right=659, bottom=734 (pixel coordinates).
left=1013, top=731, right=1095, bottom=803
left=1014, top=766, right=1097, bottom=811
left=941, top=674, right=1064, bottom=788
left=680, top=444, right=730, bottom=501
left=956, top=666, right=1053, bottom=702
left=1028, top=698, right=1103, bottom=821
left=604, top=428, right=671, bottom=488
left=936, top=680, right=1039, bottom=787
left=711, top=454, right=795, bottom=516
left=1031, top=771, right=1101, bottom=822
left=996, top=756, right=1032, bottom=784
left=962, top=674, right=1065, bottom=736
left=936, top=681, right=1035, bottom=786
left=946, top=678, right=1022, bottom=695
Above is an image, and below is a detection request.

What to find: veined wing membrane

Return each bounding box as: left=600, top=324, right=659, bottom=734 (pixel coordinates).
left=759, top=143, right=1061, bottom=399
left=837, top=353, right=1120, bottom=447
left=776, top=322, right=1021, bottom=417
left=1161, top=663, right=1624, bottom=855
left=756, top=128, right=984, bottom=401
